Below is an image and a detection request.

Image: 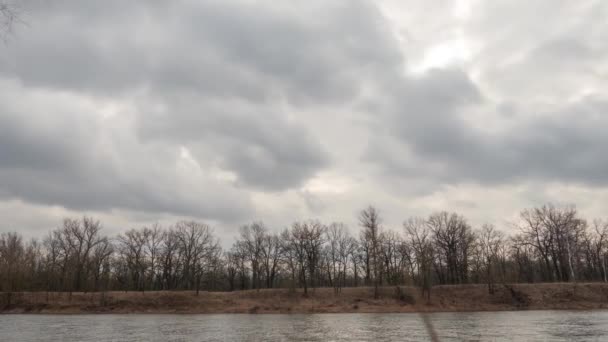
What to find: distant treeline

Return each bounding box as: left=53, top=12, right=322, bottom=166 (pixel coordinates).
left=1, top=205, right=607, bottom=297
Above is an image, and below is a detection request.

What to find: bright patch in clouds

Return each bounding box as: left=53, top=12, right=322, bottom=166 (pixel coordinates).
left=409, top=39, right=472, bottom=73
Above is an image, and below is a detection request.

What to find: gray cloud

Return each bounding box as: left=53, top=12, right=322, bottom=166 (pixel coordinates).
left=3, top=0, right=401, bottom=101
left=0, top=80, right=253, bottom=221
left=363, top=0, right=608, bottom=191
left=0, top=0, right=406, bottom=227
left=2, top=0, right=608, bottom=234
left=1, top=0, right=404, bottom=192
left=137, top=96, right=329, bottom=190
left=368, top=75, right=608, bottom=187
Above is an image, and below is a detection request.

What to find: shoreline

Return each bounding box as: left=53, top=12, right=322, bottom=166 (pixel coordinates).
left=2, top=283, right=608, bottom=314
left=3, top=307, right=608, bottom=315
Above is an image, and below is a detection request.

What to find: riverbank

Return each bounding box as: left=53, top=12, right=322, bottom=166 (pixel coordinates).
left=2, top=283, right=608, bottom=314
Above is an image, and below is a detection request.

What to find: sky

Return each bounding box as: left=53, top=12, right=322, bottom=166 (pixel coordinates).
left=1, top=0, right=608, bottom=243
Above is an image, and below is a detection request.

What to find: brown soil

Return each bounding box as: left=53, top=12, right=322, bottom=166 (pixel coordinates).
left=2, top=283, right=608, bottom=314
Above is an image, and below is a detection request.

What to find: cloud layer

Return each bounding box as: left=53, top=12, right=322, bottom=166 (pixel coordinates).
left=1, top=0, right=608, bottom=238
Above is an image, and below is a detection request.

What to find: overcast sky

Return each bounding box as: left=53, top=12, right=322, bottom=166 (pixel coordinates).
left=1, top=0, right=608, bottom=242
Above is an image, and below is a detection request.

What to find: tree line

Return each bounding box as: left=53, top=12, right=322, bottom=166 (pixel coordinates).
left=2, top=204, right=608, bottom=298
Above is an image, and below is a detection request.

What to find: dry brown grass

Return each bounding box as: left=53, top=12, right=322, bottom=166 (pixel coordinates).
left=2, top=283, right=608, bottom=314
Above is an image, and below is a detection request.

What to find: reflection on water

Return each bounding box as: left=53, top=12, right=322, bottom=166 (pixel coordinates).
left=1, top=310, right=608, bottom=341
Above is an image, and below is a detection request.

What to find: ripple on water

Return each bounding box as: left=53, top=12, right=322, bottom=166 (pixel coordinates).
left=1, top=311, right=608, bottom=342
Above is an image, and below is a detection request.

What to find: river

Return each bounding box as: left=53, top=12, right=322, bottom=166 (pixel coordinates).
left=1, top=311, right=607, bottom=341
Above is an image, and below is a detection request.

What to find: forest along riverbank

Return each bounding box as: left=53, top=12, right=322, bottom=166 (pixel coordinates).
left=2, top=283, right=608, bottom=314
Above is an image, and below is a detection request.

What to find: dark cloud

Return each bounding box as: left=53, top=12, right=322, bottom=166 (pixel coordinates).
left=0, top=81, right=253, bottom=221
left=136, top=96, right=330, bottom=190
left=389, top=68, right=482, bottom=157
left=1, top=0, right=405, bottom=192
left=369, top=77, right=608, bottom=187
left=0, top=0, right=406, bottom=224
left=2, top=0, right=608, bottom=232
left=2, top=0, right=401, bottom=102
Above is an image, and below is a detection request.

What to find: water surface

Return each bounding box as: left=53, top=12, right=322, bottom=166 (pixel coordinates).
left=1, top=311, right=607, bottom=341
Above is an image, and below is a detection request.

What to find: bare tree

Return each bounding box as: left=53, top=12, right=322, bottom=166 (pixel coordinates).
left=519, top=205, right=586, bottom=282
left=280, top=221, right=324, bottom=295
left=592, top=220, right=608, bottom=282
left=0, top=232, right=24, bottom=294
left=303, top=221, right=325, bottom=293
left=238, top=222, right=266, bottom=290
left=510, top=233, right=536, bottom=283
left=359, top=205, right=382, bottom=299
left=282, top=223, right=309, bottom=294
left=261, top=233, right=281, bottom=288
left=325, top=223, right=351, bottom=293
left=477, top=224, right=504, bottom=294
left=90, top=236, right=113, bottom=292
left=340, top=235, right=357, bottom=288
left=404, top=217, right=434, bottom=303
left=144, top=224, right=164, bottom=290
left=427, top=212, right=474, bottom=285
left=224, top=250, right=239, bottom=291
left=380, top=230, right=409, bottom=286
left=160, top=228, right=181, bottom=290
left=280, top=228, right=299, bottom=292
left=174, top=221, right=216, bottom=295
left=5, top=204, right=608, bottom=296
left=117, top=228, right=148, bottom=292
